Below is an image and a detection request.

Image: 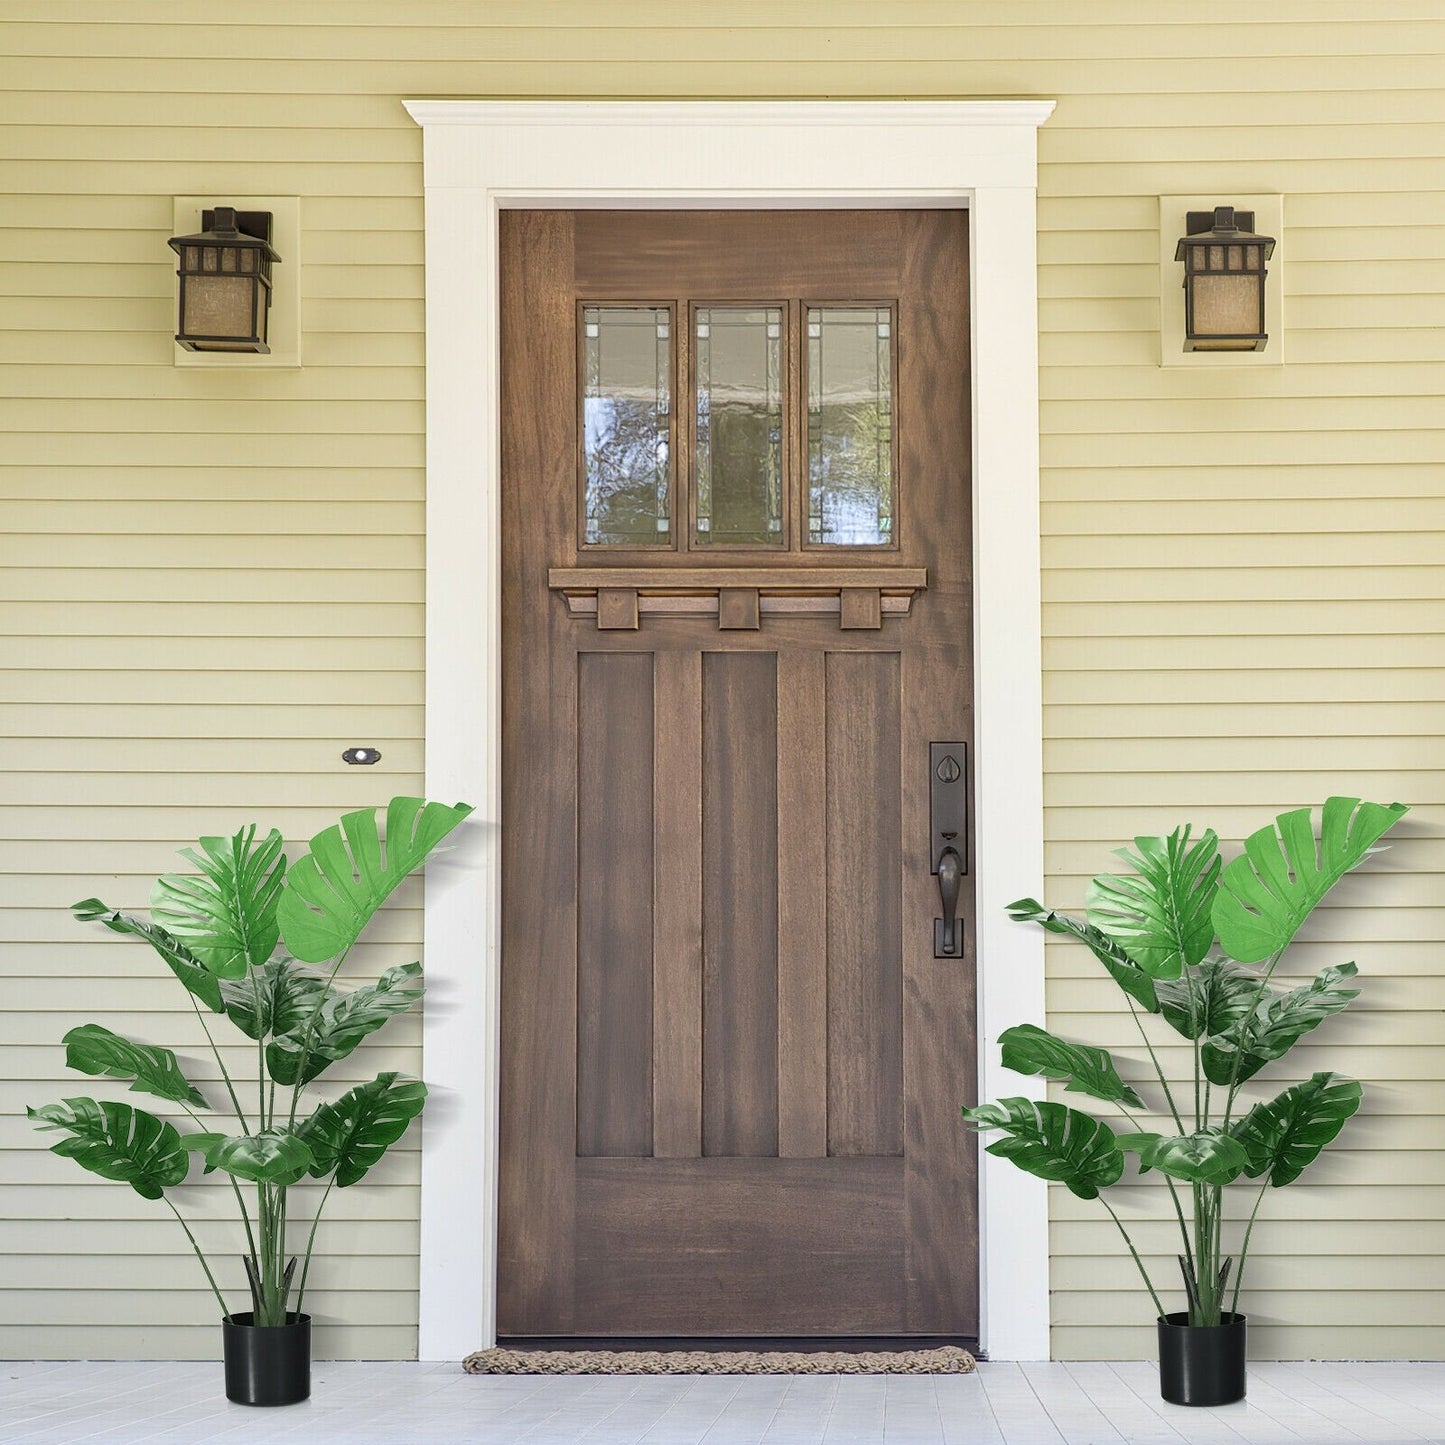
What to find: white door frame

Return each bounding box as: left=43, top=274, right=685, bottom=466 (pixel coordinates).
left=405, top=99, right=1054, bottom=1362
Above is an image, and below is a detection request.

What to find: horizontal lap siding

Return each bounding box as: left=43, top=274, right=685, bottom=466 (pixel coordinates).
left=2, top=1, right=1441, bottom=1362
left=1022, top=5, right=1445, bottom=1363
left=0, top=7, right=434, bottom=1364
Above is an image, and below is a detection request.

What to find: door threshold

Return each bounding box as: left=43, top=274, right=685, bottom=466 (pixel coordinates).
left=498, top=1335, right=982, bottom=1357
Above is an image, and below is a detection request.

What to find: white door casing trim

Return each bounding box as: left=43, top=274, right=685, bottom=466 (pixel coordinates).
left=406, top=99, right=1054, bottom=1362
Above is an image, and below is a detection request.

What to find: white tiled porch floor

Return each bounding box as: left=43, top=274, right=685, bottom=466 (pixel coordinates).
left=3, top=1360, right=1443, bottom=1445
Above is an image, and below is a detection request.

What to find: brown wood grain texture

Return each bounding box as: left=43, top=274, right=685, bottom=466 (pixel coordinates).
left=576, top=652, right=655, bottom=1158
left=702, top=649, right=779, bottom=1159
left=895, top=209, right=979, bottom=1332
left=825, top=650, right=904, bottom=1158
left=596, top=586, right=640, bottom=630
left=551, top=566, right=928, bottom=589
left=498, top=208, right=580, bottom=1334
left=776, top=648, right=828, bottom=1159
left=839, top=587, right=884, bottom=629
left=501, top=209, right=976, bottom=1337
left=652, top=649, right=704, bottom=1159
left=574, top=211, right=903, bottom=303
left=717, top=586, right=761, bottom=630
left=574, top=1158, right=905, bottom=1335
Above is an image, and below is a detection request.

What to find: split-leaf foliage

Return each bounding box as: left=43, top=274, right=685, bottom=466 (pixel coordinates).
left=30, top=796, right=472, bottom=1327
left=964, top=798, right=1406, bottom=1327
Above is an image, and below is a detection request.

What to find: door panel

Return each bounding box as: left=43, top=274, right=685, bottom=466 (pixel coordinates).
left=500, top=209, right=977, bottom=1339
left=574, top=1158, right=905, bottom=1335
left=576, top=651, right=654, bottom=1159
left=825, top=649, right=904, bottom=1158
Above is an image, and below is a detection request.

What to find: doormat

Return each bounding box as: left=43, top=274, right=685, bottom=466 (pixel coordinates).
left=463, top=1345, right=975, bottom=1375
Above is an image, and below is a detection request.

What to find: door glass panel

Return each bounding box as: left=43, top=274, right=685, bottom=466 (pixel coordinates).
left=582, top=306, right=671, bottom=546
left=807, top=306, right=894, bottom=547
left=694, top=306, right=784, bottom=547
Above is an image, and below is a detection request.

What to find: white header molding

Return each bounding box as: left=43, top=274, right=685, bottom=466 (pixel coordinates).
left=406, top=99, right=1054, bottom=1363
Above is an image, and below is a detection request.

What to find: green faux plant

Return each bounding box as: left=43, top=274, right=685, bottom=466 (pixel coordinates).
left=29, top=795, right=472, bottom=1328
left=964, top=796, right=1407, bottom=1327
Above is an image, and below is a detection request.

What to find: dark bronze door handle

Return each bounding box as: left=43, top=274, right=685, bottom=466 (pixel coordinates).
left=936, top=845, right=963, bottom=957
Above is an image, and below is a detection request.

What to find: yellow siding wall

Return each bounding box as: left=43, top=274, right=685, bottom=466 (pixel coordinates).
left=2, top=2, right=1441, bottom=1361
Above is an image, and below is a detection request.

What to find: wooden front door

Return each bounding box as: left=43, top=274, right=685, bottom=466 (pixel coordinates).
left=498, top=209, right=977, bottom=1341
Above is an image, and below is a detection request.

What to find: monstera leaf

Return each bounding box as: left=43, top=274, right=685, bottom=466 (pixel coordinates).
left=202, top=1128, right=315, bottom=1188
left=1130, top=1129, right=1250, bottom=1186
left=71, top=899, right=223, bottom=1013
left=1212, top=798, right=1408, bottom=963
left=1086, top=826, right=1221, bottom=982
left=181, top=1132, right=226, bottom=1173
left=28, top=1098, right=190, bottom=1200
left=266, top=964, right=424, bottom=1086
left=220, top=957, right=333, bottom=1043
left=1116, top=1132, right=1163, bottom=1174
left=1202, top=963, right=1361, bottom=1086
left=962, top=1098, right=1124, bottom=1199
left=299, top=1072, right=427, bottom=1187
left=1232, top=1072, right=1363, bottom=1186
left=998, top=1024, right=1145, bottom=1109
left=277, top=797, right=473, bottom=964
left=151, top=825, right=287, bottom=980
left=1006, top=899, right=1159, bottom=1012
left=61, top=1025, right=208, bottom=1110
left=1156, top=956, right=1261, bottom=1042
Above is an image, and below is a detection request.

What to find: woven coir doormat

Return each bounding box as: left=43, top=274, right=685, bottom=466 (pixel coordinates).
left=463, top=1345, right=975, bottom=1375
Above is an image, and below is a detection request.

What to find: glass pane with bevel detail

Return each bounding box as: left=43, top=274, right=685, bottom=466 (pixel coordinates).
left=808, top=307, right=894, bottom=547
left=694, top=307, right=784, bottom=547
left=582, top=307, right=672, bottom=547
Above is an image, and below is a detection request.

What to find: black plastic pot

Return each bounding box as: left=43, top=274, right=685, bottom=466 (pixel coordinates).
left=1157, top=1311, right=1246, bottom=1406
left=222, top=1311, right=312, bottom=1406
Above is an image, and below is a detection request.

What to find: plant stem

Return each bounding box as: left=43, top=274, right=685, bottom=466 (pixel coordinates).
left=253, top=1182, right=267, bottom=1318
left=230, top=1180, right=259, bottom=1273
left=1177, top=957, right=1203, bottom=1130
left=1120, top=976, right=1204, bottom=1309
left=250, top=967, right=269, bottom=1133
left=1101, top=1197, right=1166, bottom=1320
left=294, top=1175, right=336, bottom=1320
left=1124, top=994, right=1185, bottom=1134
left=1194, top=1182, right=1216, bottom=1324
left=266, top=1185, right=286, bottom=1325
left=1162, top=1174, right=1197, bottom=1295
left=1116, top=1101, right=1198, bottom=1295
left=186, top=991, right=249, bottom=1132
left=180, top=1103, right=259, bottom=1268
left=1230, top=1176, right=1271, bottom=1319
left=256, top=1183, right=286, bottom=1326
left=278, top=1186, right=290, bottom=1318
left=164, top=1199, right=231, bottom=1323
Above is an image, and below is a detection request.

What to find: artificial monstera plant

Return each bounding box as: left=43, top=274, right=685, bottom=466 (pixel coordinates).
left=964, top=796, right=1408, bottom=1328
left=29, top=796, right=472, bottom=1328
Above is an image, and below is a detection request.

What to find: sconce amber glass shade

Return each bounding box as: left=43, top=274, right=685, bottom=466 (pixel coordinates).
left=1174, top=206, right=1275, bottom=352
left=167, top=207, right=280, bottom=353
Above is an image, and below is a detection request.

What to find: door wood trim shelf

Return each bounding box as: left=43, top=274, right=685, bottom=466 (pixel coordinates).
left=549, top=566, right=926, bottom=628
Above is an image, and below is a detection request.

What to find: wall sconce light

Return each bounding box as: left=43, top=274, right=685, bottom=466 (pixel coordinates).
left=1174, top=205, right=1276, bottom=353
left=167, top=206, right=281, bottom=353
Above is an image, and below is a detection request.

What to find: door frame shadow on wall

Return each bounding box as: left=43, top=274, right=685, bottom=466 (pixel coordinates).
left=404, top=98, right=1055, bottom=1363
